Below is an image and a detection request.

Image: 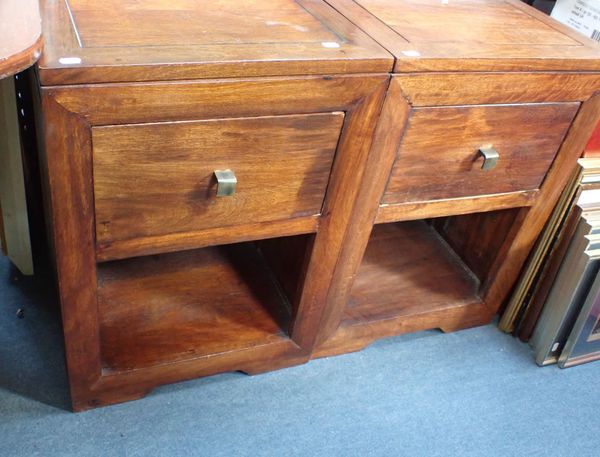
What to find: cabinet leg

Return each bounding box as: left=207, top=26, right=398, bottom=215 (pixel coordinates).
left=439, top=309, right=496, bottom=333
left=240, top=352, right=309, bottom=376
left=71, top=388, right=152, bottom=412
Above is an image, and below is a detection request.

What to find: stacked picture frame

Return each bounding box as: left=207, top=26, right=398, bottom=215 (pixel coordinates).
left=531, top=203, right=600, bottom=365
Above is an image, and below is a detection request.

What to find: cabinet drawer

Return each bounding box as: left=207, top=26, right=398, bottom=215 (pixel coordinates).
left=382, top=103, right=579, bottom=205
left=93, top=112, right=344, bottom=250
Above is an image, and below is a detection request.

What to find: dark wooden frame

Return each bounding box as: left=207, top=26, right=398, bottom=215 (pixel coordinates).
left=32, top=0, right=600, bottom=411
left=38, top=74, right=389, bottom=410
left=325, top=0, right=600, bottom=73
left=38, top=0, right=391, bottom=85
left=311, top=74, right=600, bottom=357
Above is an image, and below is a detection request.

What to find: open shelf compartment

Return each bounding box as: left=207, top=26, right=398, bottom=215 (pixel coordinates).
left=344, top=209, right=520, bottom=330
left=345, top=221, right=482, bottom=325
left=97, top=238, right=310, bottom=372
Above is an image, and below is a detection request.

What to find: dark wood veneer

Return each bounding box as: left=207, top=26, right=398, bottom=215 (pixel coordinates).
left=308, top=0, right=600, bottom=355
left=38, top=0, right=392, bottom=85
left=31, top=0, right=600, bottom=409
left=382, top=103, right=579, bottom=205
left=38, top=72, right=390, bottom=409
left=98, top=243, right=292, bottom=372
left=93, top=113, right=344, bottom=256
left=345, top=222, right=482, bottom=326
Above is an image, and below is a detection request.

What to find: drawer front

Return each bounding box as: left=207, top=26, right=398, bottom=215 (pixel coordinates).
left=93, top=112, right=344, bottom=246
left=382, top=103, right=579, bottom=205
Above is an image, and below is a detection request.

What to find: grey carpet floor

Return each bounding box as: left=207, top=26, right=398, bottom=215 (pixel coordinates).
left=1, top=255, right=599, bottom=457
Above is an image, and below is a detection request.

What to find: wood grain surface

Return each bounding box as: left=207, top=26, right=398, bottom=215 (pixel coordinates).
left=93, top=113, right=343, bottom=254
left=39, top=94, right=103, bottom=406
left=433, top=209, right=521, bottom=284
left=345, top=221, right=482, bottom=325
left=383, top=103, right=579, bottom=204
left=37, top=0, right=393, bottom=85
left=482, top=94, right=600, bottom=314
left=296, top=77, right=410, bottom=346
left=33, top=0, right=600, bottom=410
left=394, top=73, right=600, bottom=106
left=45, top=74, right=388, bottom=263
left=39, top=73, right=390, bottom=409
left=308, top=70, right=599, bottom=357
left=98, top=243, right=292, bottom=371
left=326, top=0, right=600, bottom=72
left=377, top=191, right=537, bottom=224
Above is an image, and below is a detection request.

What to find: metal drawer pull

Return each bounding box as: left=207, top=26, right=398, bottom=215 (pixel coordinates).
left=214, top=169, right=237, bottom=197
left=478, top=146, right=499, bottom=171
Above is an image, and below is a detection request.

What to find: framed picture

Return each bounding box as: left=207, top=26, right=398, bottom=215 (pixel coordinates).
left=559, top=271, right=600, bottom=368
left=530, top=213, right=600, bottom=366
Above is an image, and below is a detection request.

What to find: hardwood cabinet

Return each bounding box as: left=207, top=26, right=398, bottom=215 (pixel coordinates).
left=32, top=0, right=599, bottom=410
left=381, top=103, right=578, bottom=204
left=313, top=0, right=600, bottom=356
left=36, top=0, right=392, bottom=410
left=93, top=113, right=344, bottom=259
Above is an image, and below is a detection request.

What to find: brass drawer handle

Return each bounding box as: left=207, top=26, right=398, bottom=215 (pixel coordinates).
left=478, top=146, right=499, bottom=171
left=214, top=169, right=237, bottom=197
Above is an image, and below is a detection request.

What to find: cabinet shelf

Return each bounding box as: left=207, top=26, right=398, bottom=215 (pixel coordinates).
left=344, top=221, right=483, bottom=326
left=97, top=243, right=292, bottom=372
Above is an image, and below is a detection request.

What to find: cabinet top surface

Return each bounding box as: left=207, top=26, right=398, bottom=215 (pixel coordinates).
left=328, top=0, right=600, bottom=72
left=38, top=0, right=393, bottom=85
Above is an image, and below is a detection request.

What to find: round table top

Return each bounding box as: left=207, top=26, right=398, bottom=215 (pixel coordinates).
left=0, top=0, right=43, bottom=79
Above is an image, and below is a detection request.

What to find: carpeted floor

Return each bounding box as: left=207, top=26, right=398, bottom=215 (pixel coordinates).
left=1, top=255, right=599, bottom=457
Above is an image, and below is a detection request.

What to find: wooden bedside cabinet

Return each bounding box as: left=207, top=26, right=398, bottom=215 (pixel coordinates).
left=32, top=0, right=600, bottom=410
left=312, top=0, right=600, bottom=356
left=34, top=0, right=393, bottom=410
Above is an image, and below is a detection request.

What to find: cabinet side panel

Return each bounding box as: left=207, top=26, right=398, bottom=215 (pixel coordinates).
left=39, top=92, right=102, bottom=407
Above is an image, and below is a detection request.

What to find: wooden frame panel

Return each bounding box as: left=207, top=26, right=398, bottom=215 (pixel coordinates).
left=40, top=93, right=101, bottom=406
left=92, top=112, right=345, bottom=261
left=381, top=102, right=578, bottom=205
left=38, top=0, right=393, bottom=85
left=33, top=0, right=600, bottom=410
left=98, top=217, right=319, bottom=262
left=394, top=73, right=600, bottom=106
left=311, top=73, right=600, bottom=355
left=325, top=0, right=600, bottom=72
left=299, top=77, right=411, bottom=347
left=376, top=191, right=537, bottom=224
left=39, top=74, right=389, bottom=410
left=482, top=93, right=600, bottom=311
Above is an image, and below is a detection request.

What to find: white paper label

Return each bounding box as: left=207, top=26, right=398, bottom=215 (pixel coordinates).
left=551, top=0, right=600, bottom=41
left=58, top=57, right=82, bottom=65
left=401, top=50, right=421, bottom=57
